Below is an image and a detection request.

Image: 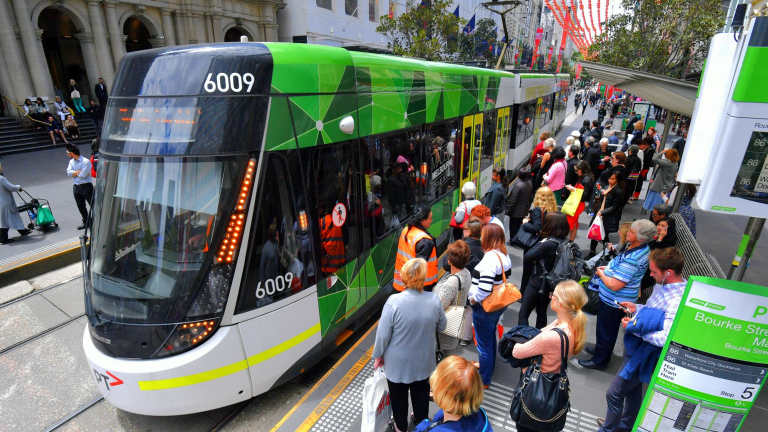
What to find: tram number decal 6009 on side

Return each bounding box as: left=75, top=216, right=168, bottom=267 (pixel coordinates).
left=255, top=273, right=294, bottom=299
left=204, top=73, right=256, bottom=93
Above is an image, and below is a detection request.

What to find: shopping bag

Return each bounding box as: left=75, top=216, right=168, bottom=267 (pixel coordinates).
left=481, top=252, right=521, bottom=313
left=361, top=368, right=392, bottom=432
left=36, top=204, right=55, bottom=226
left=587, top=215, right=605, bottom=241
left=560, top=188, right=583, bottom=216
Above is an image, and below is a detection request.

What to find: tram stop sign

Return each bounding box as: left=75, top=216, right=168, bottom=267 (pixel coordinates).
left=635, top=277, right=768, bottom=431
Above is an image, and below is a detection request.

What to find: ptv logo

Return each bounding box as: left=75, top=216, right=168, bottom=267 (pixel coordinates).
left=93, top=369, right=124, bottom=392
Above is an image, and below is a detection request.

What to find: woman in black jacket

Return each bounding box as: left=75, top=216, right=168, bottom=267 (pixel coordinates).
left=517, top=212, right=570, bottom=329
left=506, top=167, right=534, bottom=239
left=589, top=172, right=624, bottom=256
left=625, top=144, right=642, bottom=201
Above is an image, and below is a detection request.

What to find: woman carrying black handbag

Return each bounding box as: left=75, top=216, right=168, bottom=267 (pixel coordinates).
left=510, top=281, right=588, bottom=432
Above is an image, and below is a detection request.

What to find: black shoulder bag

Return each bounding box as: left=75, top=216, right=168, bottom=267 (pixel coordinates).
left=509, top=328, right=571, bottom=432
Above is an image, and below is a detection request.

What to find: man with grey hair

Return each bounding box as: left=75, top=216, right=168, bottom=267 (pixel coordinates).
left=579, top=219, right=656, bottom=370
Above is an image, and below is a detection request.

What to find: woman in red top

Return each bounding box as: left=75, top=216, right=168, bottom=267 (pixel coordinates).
left=529, top=132, right=551, bottom=166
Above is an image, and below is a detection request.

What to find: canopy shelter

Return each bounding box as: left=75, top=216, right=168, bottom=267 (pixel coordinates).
left=578, top=60, right=699, bottom=116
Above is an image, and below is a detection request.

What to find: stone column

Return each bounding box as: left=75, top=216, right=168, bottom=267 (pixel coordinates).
left=104, top=0, right=124, bottom=68
left=265, top=24, right=279, bottom=42
left=11, top=0, right=54, bottom=96
left=0, top=0, right=33, bottom=101
left=161, top=9, right=176, bottom=46
left=211, top=15, right=224, bottom=42
left=191, top=13, right=207, bottom=44
left=86, top=0, right=115, bottom=85
left=175, top=10, right=189, bottom=44
left=77, top=31, right=100, bottom=98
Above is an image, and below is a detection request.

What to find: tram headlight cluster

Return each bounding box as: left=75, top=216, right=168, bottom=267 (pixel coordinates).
left=216, top=159, right=257, bottom=264
left=157, top=319, right=219, bottom=357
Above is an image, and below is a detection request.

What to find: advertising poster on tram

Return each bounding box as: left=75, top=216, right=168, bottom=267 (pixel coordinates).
left=635, top=277, right=768, bottom=432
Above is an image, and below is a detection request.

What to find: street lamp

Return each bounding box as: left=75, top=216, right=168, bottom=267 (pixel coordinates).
left=481, top=1, right=524, bottom=69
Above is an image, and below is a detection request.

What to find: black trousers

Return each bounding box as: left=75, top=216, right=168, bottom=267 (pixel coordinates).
left=73, top=183, right=94, bottom=225
left=387, top=378, right=430, bottom=432
left=507, top=217, right=523, bottom=241
left=517, top=279, right=549, bottom=329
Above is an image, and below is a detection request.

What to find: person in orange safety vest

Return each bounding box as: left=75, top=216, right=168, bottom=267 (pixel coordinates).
left=393, top=206, right=438, bottom=292
left=319, top=207, right=345, bottom=274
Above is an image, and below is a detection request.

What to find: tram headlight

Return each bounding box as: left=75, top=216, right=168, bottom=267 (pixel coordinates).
left=155, top=319, right=220, bottom=357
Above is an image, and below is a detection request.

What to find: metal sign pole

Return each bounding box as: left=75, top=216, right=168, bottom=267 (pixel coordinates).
left=727, top=217, right=766, bottom=281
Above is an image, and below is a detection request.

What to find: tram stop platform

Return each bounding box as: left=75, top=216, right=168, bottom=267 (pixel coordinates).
left=271, top=201, right=768, bottom=432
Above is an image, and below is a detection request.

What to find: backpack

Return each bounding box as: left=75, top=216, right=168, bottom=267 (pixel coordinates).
left=542, top=240, right=586, bottom=292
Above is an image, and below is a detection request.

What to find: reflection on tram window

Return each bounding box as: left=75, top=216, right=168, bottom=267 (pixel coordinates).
left=516, top=101, right=536, bottom=145
left=89, top=157, right=245, bottom=322
left=481, top=111, right=497, bottom=173
left=237, top=151, right=313, bottom=313
left=304, top=142, right=363, bottom=277
left=103, top=97, right=268, bottom=155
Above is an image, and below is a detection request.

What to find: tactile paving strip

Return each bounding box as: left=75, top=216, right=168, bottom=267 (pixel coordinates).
left=309, top=358, right=602, bottom=432
left=483, top=381, right=600, bottom=432
left=310, top=357, right=374, bottom=432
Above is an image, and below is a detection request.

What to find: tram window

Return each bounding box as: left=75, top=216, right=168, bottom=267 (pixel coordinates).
left=460, top=123, right=472, bottom=182
left=516, top=101, right=536, bottom=146
left=304, top=142, right=364, bottom=276
left=481, top=111, right=496, bottom=173
left=539, top=95, right=552, bottom=122
left=423, top=120, right=458, bottom=200
left=237, top=151, right=314, bottom=313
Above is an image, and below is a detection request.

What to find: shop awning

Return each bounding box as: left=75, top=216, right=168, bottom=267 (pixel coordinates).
left=578, top=60, right=700, bottom=116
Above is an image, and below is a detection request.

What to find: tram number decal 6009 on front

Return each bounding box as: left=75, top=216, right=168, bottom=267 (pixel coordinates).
left=255, top=273, right=293, bottom=299
left=204, top=73, right=256, bottom=93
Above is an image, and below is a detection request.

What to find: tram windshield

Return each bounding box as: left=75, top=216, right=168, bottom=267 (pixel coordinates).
left=89, top=156, right=247, bottom=323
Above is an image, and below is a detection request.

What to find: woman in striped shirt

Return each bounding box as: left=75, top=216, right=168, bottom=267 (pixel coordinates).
left=468, top=223, right=512, bottom=387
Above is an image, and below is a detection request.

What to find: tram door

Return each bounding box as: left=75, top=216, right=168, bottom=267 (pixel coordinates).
left=495, top=107, right=511, bottom=169
left=458, top=113, right=484, bottom=190
left=532, top=97, right=543, bottom=143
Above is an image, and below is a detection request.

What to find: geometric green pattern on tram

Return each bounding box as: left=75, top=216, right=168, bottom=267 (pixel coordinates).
left=265, top=96, right=294, bottom=151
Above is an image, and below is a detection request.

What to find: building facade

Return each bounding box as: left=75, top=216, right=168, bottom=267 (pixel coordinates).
left=277, top=1, right=505, bottom=51
left=0, top=0, right=284, bottom=113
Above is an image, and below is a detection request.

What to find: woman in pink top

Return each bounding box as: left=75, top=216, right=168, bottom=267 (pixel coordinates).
left=543, top=147, right=568, bottom=206
left=512, top=280, right=588, bottom=374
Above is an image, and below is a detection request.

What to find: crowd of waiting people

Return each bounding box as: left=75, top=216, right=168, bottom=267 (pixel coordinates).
left=370, top=90, right=695, bottom=431
left=16, top=77, right=108, bottom=146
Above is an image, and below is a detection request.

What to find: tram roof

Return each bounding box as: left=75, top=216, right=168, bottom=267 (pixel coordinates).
left=578, top=60, right=698, bottom=116
left=265, top=42, right=516, bottom=95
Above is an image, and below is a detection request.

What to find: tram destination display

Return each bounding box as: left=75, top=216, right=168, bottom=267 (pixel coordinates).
left=635, top=277, right=768, bottom=432
left=731, top=131, right=768, bottom=205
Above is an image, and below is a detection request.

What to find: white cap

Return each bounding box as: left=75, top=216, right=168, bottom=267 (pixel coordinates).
left=370, top=175, right=382, bottom=187
left=570, top=130, right=581, bottom=137
left=461, top=181, right=476, bottom=198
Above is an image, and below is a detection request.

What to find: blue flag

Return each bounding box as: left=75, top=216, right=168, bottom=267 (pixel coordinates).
left=453, top=5, right=459, bottom=17
left=463, top=15, right=475, bottom=34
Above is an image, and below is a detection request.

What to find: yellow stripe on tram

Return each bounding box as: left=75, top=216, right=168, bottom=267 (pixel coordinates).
left=138, top=323, right=321, bottom=391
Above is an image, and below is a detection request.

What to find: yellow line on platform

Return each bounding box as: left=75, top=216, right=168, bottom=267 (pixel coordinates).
left=0, top=241, right=80, bottom=274
left=269, top=321, right=378, bottom=432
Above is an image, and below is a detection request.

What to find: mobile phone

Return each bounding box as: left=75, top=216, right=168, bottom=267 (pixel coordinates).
left=613, top=300, right=631, bottom=314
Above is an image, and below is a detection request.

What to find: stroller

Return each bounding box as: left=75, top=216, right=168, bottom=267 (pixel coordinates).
left=16, top=190, right=58, bottom=231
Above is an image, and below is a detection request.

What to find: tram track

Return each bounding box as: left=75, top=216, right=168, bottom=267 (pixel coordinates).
left=207, top=400, right=253, bottom=432
left=0, top=274, right=82, bottom=309
left=0, top=313, right=85, bottom=356
left=42, top=396, right=105, bottom=432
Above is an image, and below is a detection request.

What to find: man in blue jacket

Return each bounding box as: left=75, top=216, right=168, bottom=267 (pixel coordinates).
left=597, top=247, right=687, bottom=432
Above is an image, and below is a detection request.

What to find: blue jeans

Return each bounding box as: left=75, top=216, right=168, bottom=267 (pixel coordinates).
left=472, top=303, right=504, bottom=385
left=600, top=369, right=644, bottom=432
left=592, top=301, right=625, bottom=366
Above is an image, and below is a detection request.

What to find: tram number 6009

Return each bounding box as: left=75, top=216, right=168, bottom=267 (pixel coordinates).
left=256, top=273, right=293, bottom=299
left=204, top=73, right=255, bottom=93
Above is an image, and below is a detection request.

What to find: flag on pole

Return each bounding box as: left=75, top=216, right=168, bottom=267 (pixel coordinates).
left=453, top=5, right=459, bottom=17
left=531, top=28, right=543, bottom=69
left=462, top=15, right=476, bottom=34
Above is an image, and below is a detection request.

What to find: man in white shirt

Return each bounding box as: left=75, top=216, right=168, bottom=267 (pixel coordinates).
left=65, top=144, right=93, bottom=230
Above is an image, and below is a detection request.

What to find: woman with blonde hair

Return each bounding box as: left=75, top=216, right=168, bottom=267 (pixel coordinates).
left=512, top=280, right=588, bottom=432
left=532, top=185, right=558, bottom=213
left=373, top=258, right=446, bottom=432
left=414, top=356, right=492, bottom=431
left=642, top=147, right=679, bottom=212
left=468, top=223, right=512, bottom=387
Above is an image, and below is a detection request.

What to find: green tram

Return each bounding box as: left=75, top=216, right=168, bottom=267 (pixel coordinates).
left=83, top=43, right=571, bottom=415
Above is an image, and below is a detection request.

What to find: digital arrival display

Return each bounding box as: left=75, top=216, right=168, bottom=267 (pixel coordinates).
left=635, top=277, right=768, bottom=432
left=731, top=131, right=768, bottom=205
